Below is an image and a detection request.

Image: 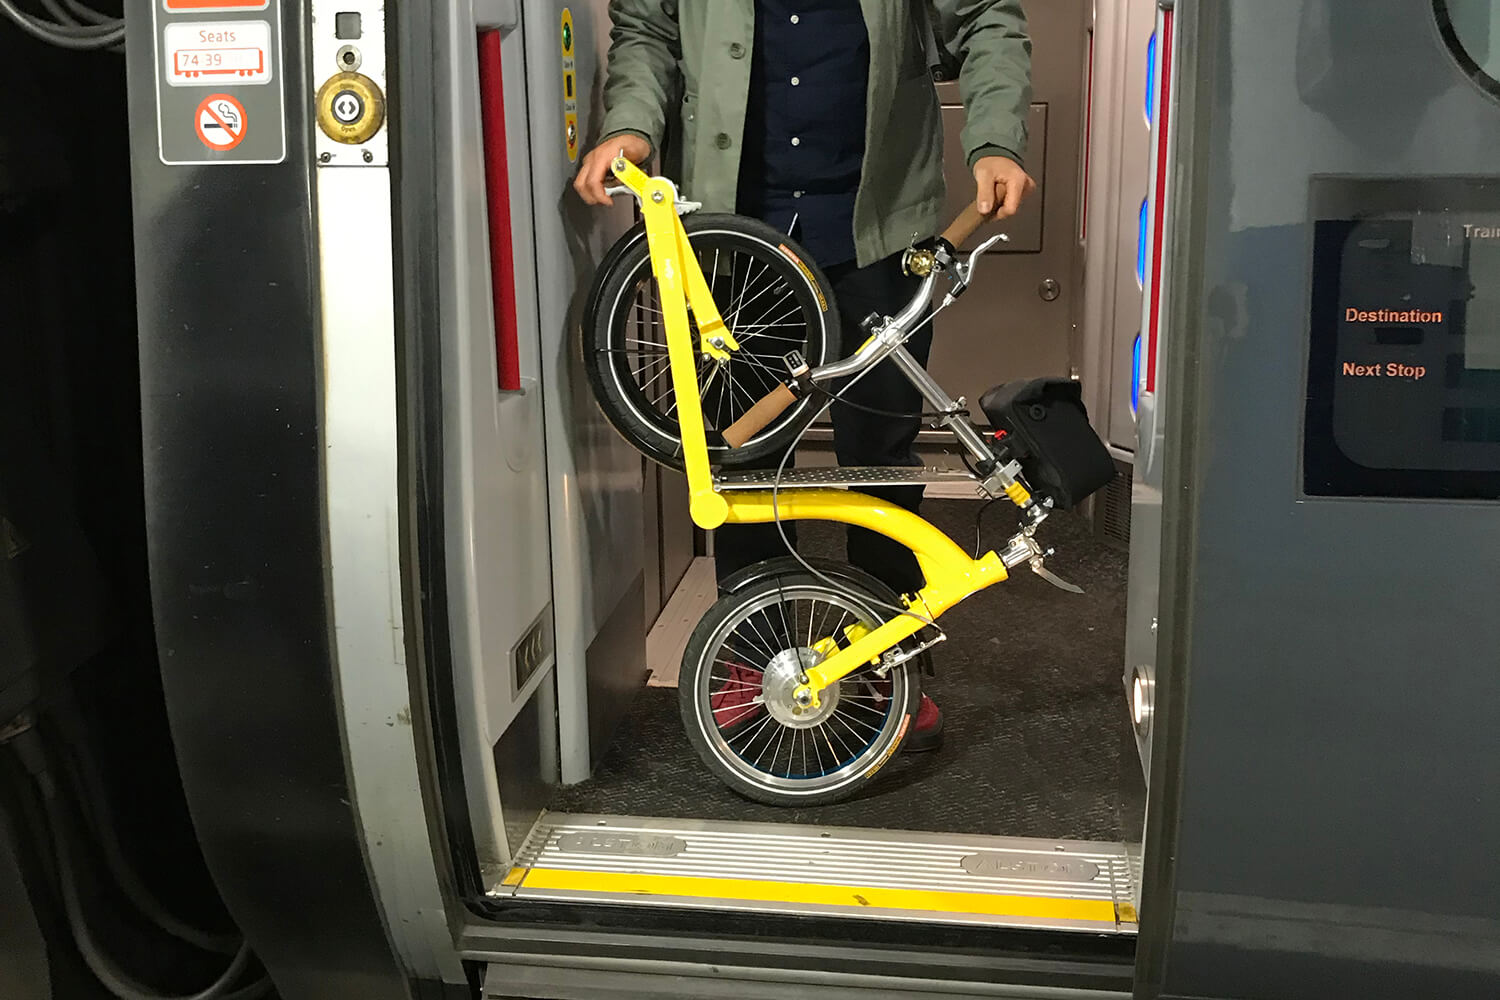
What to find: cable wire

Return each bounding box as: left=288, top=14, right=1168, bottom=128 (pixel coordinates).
left=63, top=0, right=118, bottom=24
left=53, top=711, right=241, bottom=955
left=809, top=384, right=953, bottom=423
left=6, top=737, right=271, bottom=1000
left=1, top=0, right=124, bottom=49
left=52, top=0, right=126, bottom=53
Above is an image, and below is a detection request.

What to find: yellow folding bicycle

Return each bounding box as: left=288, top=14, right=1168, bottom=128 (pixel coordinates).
left=582, top=158, right=1115, bottom=806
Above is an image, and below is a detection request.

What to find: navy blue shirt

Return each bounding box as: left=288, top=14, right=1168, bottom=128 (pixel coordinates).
left=736, top=0, right=870, bottom=268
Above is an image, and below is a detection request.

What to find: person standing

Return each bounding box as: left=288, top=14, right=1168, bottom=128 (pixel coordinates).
left=576, top=0, right=1035, bottom=752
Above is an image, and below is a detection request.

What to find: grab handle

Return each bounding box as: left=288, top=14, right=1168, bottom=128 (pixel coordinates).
left=939, top=202, right=999, bottom=249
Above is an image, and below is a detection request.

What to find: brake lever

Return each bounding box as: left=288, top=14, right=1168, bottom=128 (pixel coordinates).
left=941, top=232, right=1010, bottom=308
left=1031, top=558, right=1085, bottom=595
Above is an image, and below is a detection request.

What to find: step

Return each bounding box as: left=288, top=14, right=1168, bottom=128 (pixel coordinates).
left=493, top=813, right=1139, bottom=933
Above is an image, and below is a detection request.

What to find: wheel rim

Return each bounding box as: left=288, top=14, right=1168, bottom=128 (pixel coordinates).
left=601, top=230, right=827, bottom=460
left=694, top=584, right=912, bottom=796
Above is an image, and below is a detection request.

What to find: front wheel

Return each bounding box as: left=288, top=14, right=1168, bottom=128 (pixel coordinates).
left=583, top=214, right=838, bottom=470
left=679, top=569, right=921, bottom=806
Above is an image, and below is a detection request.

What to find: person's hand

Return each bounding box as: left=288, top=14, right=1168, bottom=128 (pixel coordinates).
left=574, top=133, right=652, bottom=206
left=973, top=155, right=1036, bottom=219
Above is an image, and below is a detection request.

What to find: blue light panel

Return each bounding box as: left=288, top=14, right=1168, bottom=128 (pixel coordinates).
left=1137, top=198, right=1148, bottom=287
left=1132, top=333, right=1143, bottom=414
left=1146, top=30, right=1157, bottom=125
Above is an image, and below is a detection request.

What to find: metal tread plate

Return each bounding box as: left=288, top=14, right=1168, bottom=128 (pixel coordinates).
left=714, top=466, right=980, bottom=490
left=493, top=814, right=1138, bottom=933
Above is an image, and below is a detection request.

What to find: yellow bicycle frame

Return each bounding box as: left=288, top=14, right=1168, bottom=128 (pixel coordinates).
left=611, top=158, right=1017, bottom=704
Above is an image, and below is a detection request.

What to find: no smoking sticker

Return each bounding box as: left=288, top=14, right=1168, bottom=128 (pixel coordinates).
left=195, top=93, right=247, bottom=150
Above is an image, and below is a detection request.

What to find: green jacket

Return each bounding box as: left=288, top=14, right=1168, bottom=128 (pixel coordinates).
left=598, top=0, right=1032, bottom=267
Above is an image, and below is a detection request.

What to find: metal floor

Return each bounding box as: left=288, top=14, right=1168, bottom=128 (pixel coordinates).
left=551, top=502, right=1146, bottom=842
left=496, top=813, right=1138, bottom=932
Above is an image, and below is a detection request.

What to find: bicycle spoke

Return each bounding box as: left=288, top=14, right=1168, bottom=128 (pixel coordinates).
left=727, top=272, right=785, bottom=331
left=736, top=288, right=797, bottom=333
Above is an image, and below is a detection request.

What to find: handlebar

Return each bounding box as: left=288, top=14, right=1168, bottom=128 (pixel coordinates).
left=718, top=202, right=1001, bottom=448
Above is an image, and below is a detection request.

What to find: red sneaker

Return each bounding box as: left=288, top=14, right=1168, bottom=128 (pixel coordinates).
left=710, top=664, right=765, bottom=732
left=903, top=695, right=944, bottom=753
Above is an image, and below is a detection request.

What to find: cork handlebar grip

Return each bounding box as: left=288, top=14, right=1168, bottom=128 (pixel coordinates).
left=939, top=202, right=997, bottom=249
left=722, top=383, right=799, bottom=449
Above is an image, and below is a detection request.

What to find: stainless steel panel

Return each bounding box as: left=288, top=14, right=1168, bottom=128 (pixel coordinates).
left=503, top=813, right=1136, bottom=933
left=524, top=0, right=648, bottom=783
left=483, top=964, right=1130, bottom=1000
left=318, top=115, right=464, bottom=990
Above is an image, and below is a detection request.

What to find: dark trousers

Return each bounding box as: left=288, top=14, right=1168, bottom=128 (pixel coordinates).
left=714, top=251, right=931, bottom=596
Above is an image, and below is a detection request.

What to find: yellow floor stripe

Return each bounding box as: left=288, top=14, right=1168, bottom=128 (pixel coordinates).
left=518, top=867, right=1119, bottom=924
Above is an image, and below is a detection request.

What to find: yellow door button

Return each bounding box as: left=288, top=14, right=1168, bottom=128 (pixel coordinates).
left=316, top=72, right=384, bottom=144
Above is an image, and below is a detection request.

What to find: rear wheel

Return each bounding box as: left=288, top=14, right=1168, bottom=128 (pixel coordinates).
left=679, top=569, right=921, bottom=806
left=583, top=214, right=837, bottom=470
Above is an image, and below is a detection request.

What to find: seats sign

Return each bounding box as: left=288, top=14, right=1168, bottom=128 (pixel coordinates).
left=152, top=0, right=285, bottom=164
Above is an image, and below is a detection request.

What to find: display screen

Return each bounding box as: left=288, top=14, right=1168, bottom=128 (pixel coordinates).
left=1304, top=177, right=1500, bottom=499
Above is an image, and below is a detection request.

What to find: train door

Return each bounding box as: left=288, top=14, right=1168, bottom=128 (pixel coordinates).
left=1135, top=3, right=1500, bottom=997
left=437, top=0, right=1159, bottom=966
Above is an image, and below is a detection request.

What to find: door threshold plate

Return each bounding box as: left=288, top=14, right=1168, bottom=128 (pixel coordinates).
left=493, top=814, right=1138, bottom=933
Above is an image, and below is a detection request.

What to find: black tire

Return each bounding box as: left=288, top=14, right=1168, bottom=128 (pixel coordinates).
left=679, top=569, right=922, bottom=807
left=583, top=213, right=838, bottom=470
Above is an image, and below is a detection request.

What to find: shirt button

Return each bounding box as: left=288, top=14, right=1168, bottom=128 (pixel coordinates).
left=729, top=42, right=745, bottom=58
left=715, top=132, right=732, bottom=149
left=791, top=76, right=800, bottom=86
left=793, top=191, right=803, bottom=198
left=791, top=137, right=801, bottom=147
left=790, top=14, right=800, bottom=24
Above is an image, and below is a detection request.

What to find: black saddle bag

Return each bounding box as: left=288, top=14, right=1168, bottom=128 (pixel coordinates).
left=979, top=378, right=1115, bottom=510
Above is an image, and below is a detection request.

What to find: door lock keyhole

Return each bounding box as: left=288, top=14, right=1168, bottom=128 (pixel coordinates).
left=1038, top=278, right=1061, bottom=302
